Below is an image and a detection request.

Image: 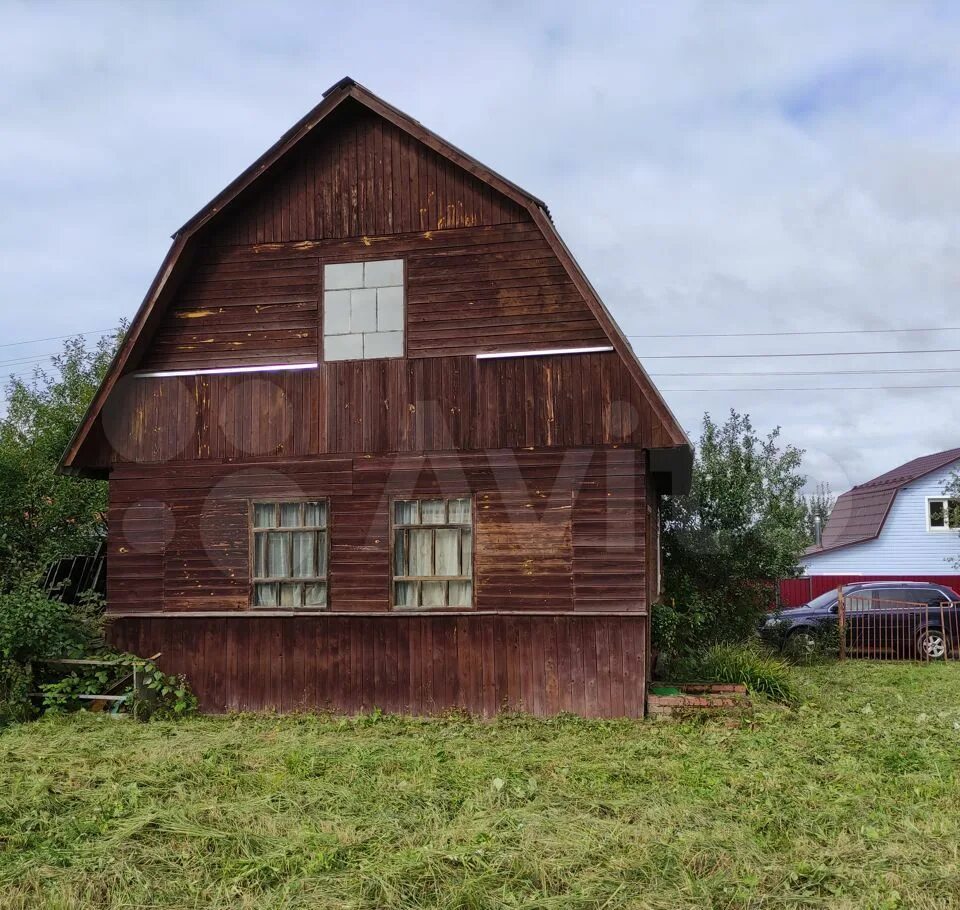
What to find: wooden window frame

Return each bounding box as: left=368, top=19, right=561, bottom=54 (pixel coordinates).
left=249, top=499, right=330, bottom=610
left=389, top=495, right=476, bottom=610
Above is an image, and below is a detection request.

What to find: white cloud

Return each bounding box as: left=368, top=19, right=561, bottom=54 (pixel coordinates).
left=1, top=0, right=959, bottom=490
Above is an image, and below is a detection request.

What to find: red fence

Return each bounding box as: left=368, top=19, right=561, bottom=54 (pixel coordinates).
left=780, top=575, right=960, bottom=608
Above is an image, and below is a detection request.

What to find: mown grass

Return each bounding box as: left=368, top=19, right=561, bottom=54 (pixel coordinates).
left=1, top=662, right=960, bottom=909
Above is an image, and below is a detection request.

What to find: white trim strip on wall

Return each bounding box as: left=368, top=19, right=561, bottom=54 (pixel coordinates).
left=475, top=346, right=613, bottom=360
left=134, top=362, right=319, bottom=379
left=134, top=347, right=616, bottom=376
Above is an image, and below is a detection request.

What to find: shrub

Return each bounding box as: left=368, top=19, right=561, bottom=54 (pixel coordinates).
left=657, top=411, right=810, bottom=660
left=0, top=586, right=101, bottom=665
left=40, top=653, right=198, bottom=721
left=0, top=586, right=103, bottom=724
left=692, top=643, right=797, bottom=705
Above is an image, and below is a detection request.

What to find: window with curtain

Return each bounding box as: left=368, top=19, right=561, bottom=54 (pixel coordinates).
left=251, top=501, right=329, bottom=608
left=392, top=497, right=473, bottom=608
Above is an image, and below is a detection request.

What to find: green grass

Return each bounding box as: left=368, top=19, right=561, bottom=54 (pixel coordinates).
left=2, top=663, right=960, bottom=909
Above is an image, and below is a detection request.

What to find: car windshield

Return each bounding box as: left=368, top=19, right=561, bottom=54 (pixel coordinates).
left=803, top=590, right=839, bottom=610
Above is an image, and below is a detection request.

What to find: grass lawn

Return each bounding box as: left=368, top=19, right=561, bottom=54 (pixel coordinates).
left=2, top=663, right=960, bottom=909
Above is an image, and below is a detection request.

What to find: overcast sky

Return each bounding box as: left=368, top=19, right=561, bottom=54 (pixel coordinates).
left=2, top=1, right=959, bottom=494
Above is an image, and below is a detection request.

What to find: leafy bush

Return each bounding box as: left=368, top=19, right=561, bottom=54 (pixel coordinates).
left=40, top=654, right=198, bottom=720
left=668, top=643, right=797, bottom=705
left=130, top=657, right=198, bottom=720
left=0, top=586, right=104, bottom=724
left=0, top=587, right=101, bottom=665
left=657, top=411, right=810, bottom=659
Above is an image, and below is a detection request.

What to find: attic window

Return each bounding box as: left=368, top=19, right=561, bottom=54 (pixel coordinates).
left=323, top=259, right=404, bottom=361
left=927, top=497, right=960, bottom=532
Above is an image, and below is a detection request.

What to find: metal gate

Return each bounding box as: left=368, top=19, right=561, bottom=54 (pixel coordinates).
left=838, top=588, right=960, bottom=661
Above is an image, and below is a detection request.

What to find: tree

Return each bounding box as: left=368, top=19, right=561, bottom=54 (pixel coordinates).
left=655, top=410, right=809, bottom=658
left=941, top=471, right=960, bottom=569
left=0, top=329, right=124, bottom=589
left=803, top=481, right=835, bottom=543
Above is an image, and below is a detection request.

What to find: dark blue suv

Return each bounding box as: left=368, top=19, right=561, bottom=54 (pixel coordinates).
left=763, top=581, right=960, bottom=659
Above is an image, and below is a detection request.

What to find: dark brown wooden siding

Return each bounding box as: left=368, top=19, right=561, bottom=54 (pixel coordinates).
left=107, top=449, right=647, bottom=615
left=208, top=100, right=526, bottom=245
left=139, top=249, right=320, bottom=371
left=97, top=352, right=670, bottom=467
left=108, top=612, right=647, bottom=717
left=136, top=222, right=609, bottom=371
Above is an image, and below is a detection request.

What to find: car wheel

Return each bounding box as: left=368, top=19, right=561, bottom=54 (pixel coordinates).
left=785, top=628, right=817, bottom=658
left=918, top=628, right=948, bottom=661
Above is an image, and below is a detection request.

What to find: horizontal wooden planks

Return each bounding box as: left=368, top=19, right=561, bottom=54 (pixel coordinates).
left=403, top=224, right=608, bottom=356
left=137, top=221, right=608, bottom=370
left=106, top=612, right=648, bottom=717
left=139, top=249, right=319, bottom=371
left=107, top=449, right=647, bottom=615
left=209, top=101, right=527, bottom=245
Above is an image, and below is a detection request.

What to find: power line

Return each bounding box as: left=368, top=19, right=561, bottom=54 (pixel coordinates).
left=663, top=385, right=960, bottom=392
left=628, top=326, right=960, bottom=339
left=638, top=347, right=960, bottom=360
left=0, top=328, right=115, bottom=350
left=0, top=353, right=62, bottom=369
left=651, top=367, right=960, bottom=377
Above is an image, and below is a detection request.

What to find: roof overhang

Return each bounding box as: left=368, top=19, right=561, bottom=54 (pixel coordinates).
left=649, top=445, right=693, bottom=496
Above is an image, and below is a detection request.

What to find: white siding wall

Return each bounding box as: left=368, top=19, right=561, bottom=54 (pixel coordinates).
left=803, top=462, right=960, bottom=575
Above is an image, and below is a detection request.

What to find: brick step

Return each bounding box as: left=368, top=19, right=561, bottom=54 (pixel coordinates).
left=647, top=683, right=753, bottom=718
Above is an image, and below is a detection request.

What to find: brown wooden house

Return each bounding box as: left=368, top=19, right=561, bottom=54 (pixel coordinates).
left=60, top=78, right=692, bottom=717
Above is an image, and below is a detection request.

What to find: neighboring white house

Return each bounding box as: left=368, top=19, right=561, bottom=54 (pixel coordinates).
left=803, top=447, right=960, bottom=576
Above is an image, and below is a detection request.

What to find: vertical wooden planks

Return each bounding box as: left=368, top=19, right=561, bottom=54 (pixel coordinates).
left=108, top=613, right=647, bottom=718
left=207, top=102, right=525, bottom=246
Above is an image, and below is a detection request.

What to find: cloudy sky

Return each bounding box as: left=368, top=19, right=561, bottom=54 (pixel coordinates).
left=2, top=1, right=959, bottom=494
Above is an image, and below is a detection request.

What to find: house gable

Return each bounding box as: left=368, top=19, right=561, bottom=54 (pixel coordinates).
left=61, top=78, right=690, bottom=481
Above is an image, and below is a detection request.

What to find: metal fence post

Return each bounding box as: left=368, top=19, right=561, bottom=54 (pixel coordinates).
left=837, top=586, right=846, bottom=661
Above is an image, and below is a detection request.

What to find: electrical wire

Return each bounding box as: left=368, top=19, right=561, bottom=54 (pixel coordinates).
left=651, top=367, right=960, bottom=377
left=637, top=347, right=960, bottom=360
left=662, top=385, right=960, bottom=392
left=0, top=328, right=114, bottom=349
left=628, top=326, right=960, bottom=339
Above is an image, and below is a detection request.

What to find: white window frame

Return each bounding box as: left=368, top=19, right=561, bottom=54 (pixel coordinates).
left=925, top=496, right=959, bottom=532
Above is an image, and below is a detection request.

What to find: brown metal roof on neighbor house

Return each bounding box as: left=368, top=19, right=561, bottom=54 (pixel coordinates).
left=806, top=447, right=960, bottom=557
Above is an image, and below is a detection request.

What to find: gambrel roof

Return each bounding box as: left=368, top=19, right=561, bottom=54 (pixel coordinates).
left=60, top=77, right=691, bottom=482
left=807, top=446, right=960, bottom=557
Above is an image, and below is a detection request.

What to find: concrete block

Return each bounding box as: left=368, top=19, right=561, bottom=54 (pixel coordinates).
left=362, top=331, right=404, bottom=359
left=323, top=291, right=352, bottom=335
left=324, top=261, right=364, bottom=291
left=363, top=258, right=403, bottom=288
left=350, top=289, right=378, bottom=332
left=324, top=332, right=363, bottom=361
left=376, top=286, right=404, bottom=331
